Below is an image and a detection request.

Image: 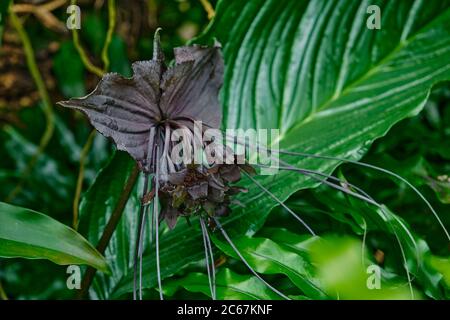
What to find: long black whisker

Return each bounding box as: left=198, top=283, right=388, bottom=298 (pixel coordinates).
left=263, top=162, right=416, bottom=296
left=212, top=217, right=291, bottom=300
left=272, top=161, right=377, bottom=206
left=225, top=133, right=418, bottom=296
left=223, top=133, right=449, bottom=242
left=271, top=161, right=419, bottom=248
left=139, top=206, right=147, bottom=300
left=277, top=150, right=449, bottom=242
left=155, top=145, right=163, bottom=300
left=241, top=170, right=316, bottom=236
left=204, top=220, right=216, bottom=299
left=133, top=173, right=149, bottom=301
left=200, top=217, right=215, bottom=299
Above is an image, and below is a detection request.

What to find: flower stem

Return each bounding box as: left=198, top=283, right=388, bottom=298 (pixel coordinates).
left=101, top=0, right=116, bottom=72
left=71, top=0, right=117, bottom=223
left=72, top=130, right=96, bottom=230
left=70, top=0, right=104, bottom=77
left=199, top=0, right=215, bottom=20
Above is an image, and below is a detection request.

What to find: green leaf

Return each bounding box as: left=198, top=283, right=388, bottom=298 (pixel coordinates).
left=308, top=235, right=422, bottom=299
left=164, top=268, right=284, bottom=300
left=193, top=0, right=450, bottom=240
left=428, top=256, right=450, bottom=288
left=86, top=0, right=450, bottom=296
left=77, top=151, right=141, bottom=299
left=213, top=234, right=327, bottom=299
left=0, top=202, right=109, bottom=274
left=284, top=182, right=448, bottom=299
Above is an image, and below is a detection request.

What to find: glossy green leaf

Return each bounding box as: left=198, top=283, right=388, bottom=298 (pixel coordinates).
left=193, top=0, right=450, bottom=241
left=213, top=234, right=327, bottom=299
left=309, top=235, right=422, bottom=299
left=164, top=268, right=284, bottom=300
left=77, top=151, right=141, bottom=299
left=85, top=0, right=450, bottom=297
left=0, top=202, right=109, bottom=274
left=284, top=182, right=448, bottom=299
left=428, top=256, right=450, bottom=288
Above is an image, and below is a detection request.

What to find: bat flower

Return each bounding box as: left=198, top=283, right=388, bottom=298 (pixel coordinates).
left=58, top=29, right=250, bottom=228
left=57, top=31, right=444, bottom=303
left=159, top=162, right=253, bottom=229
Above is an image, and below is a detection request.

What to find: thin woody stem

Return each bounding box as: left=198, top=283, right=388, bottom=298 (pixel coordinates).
left=101, top=0, right=116, bottom=71
left=72, top=130, right=96, bottom=230
left=199, top=0, right=215, bottom=20
left=77, top=164, right=139, bottom=299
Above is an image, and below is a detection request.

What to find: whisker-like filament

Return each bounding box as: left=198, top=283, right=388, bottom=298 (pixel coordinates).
left=280, top=151, right=448, bottom=242
left=223, top=133, right=449, bottom=242
left=275, top=160, right=420, bottom=261
left=133, top=173, right=150, bottom=301
left=139, top=205, right=147, bottom=300
left=205, top=225, right=216, bottom=299
left=200, top=217, right=216, bottom=300
left=212, top=217, right=291, bottom=300
left=241, top=170, right=316, bottom=236
left=261, top=162, right=417, bottom=297
left=155, top=144, right=164, bottom=300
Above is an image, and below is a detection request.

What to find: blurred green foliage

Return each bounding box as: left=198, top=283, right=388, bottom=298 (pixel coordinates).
left=0, top=0, right=449, bottom=300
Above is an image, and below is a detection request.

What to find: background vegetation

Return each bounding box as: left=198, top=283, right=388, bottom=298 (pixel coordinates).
left=0, top=0, right=449, bottom=300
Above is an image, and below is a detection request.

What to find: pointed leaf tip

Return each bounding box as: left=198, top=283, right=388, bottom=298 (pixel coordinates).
left=153, top=27, right=164, bottom=62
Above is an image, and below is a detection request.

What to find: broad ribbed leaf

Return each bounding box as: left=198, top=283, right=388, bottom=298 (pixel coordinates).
left=0, top=202, right=109, bottom=273
left=85, top=0, right=450, bottom=297
left=215, top=233, right=424, bottom=299
left=163, top=268, right=284, bottom=300
left=285, top=187, right=447, bottom=298
left=194, top=0, right=450, bottom=238
left=213, top=235, right=327, bottom=299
